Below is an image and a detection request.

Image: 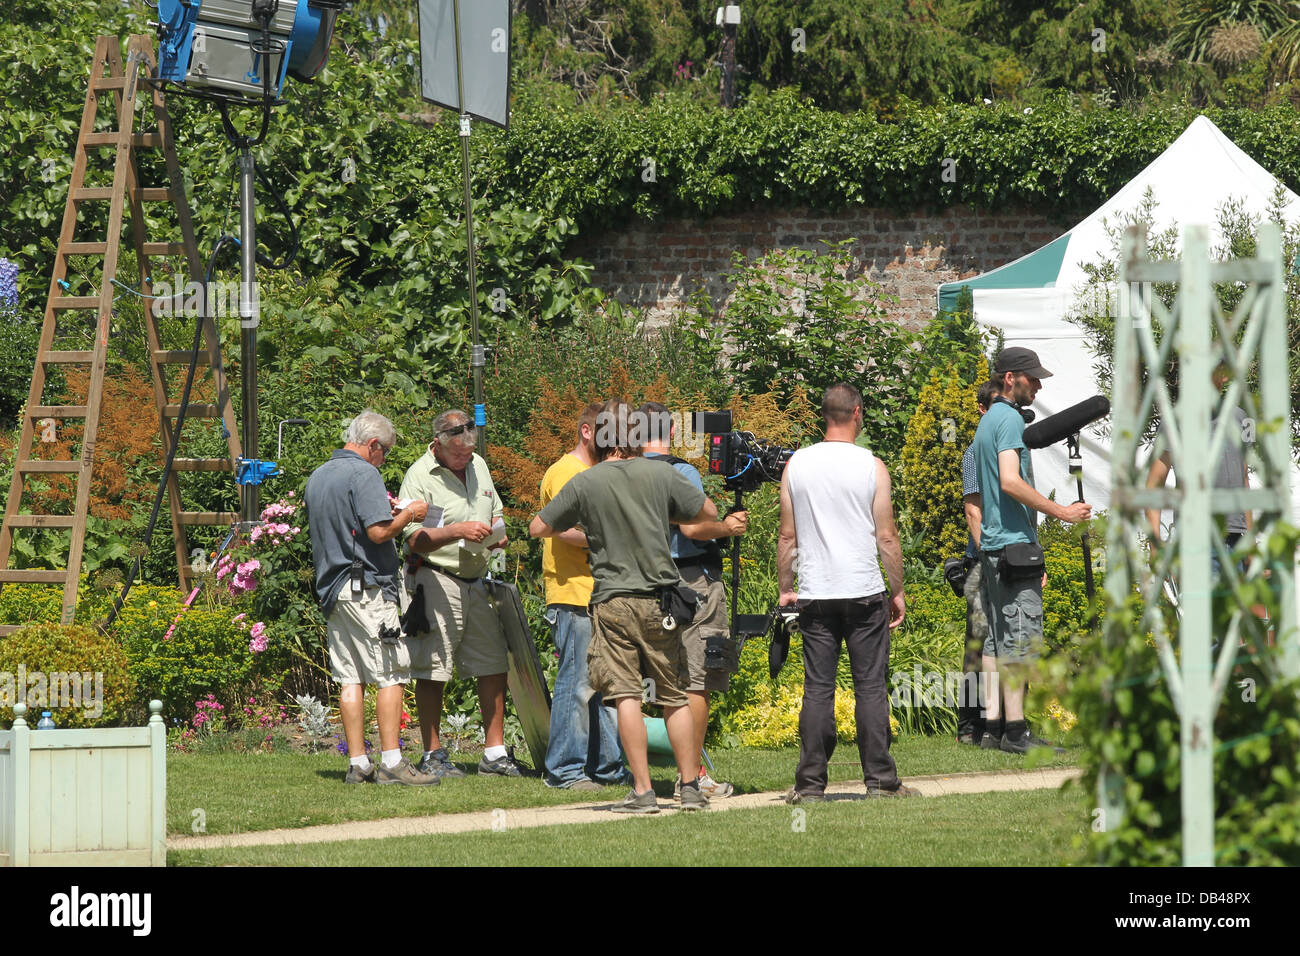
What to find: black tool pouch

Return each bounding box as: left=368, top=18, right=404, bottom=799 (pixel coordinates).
left=657, top=584, right=701, bottom=631
left=400, top=582, right=432, bottom=636
left=943, top=557, right=970, bottom=597
left=998, top=542, right=1045, bottom=584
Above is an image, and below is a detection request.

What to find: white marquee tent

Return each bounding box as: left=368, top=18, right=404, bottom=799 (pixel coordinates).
left=937, top=115, right=1300, bottom=521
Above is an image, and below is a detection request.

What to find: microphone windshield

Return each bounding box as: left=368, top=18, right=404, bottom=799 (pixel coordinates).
left=1023, top=395, right=1111, bottom=449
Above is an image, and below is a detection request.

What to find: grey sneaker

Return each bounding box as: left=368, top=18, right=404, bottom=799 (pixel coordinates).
left=784, top=787, right=825, bottom=805
left=418, top=748, right=466, bottom=778
left=565, top=778, right=605, bottom=792
left=344, top=762, right=376, bottom=784
left=678, top=779, right=710, bottom=812
left=611, top=789, right=659, bottom=814
left=376, top=756, right=440, bottom=786
left=477, top=752, right=525, bottom=777
left=866, top=782, right=921, bottom=798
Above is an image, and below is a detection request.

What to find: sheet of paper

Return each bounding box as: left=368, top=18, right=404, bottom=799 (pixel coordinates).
left=460, top=517, right=505, bottom=554
left=423, top=504, right=445, bottom=529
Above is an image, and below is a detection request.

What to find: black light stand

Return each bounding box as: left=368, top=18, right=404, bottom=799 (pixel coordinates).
left=1065, top=431, right=1096, bottom=603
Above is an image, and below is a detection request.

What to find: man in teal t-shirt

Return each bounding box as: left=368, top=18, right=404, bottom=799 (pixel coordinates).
left=973, top=347, right=1092, bottom=755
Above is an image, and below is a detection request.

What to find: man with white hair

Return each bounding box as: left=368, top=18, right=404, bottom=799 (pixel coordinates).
left=304, top=410, right=438, bottom=785
left=399, top=409, right=521, bottom=778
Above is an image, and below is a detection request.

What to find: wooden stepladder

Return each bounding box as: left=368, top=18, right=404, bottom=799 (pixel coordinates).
left=0, top=35, right=242, bottom=633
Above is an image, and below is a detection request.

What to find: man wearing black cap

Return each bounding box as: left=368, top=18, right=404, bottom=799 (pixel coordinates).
left=973, top=348, right=1091, bottom=753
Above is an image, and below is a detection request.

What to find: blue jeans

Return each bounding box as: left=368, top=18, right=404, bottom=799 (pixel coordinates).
left=544, top=605, right=626, bottom=787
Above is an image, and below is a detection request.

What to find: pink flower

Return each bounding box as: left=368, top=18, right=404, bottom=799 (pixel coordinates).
left=238, top=559, right=261, bottom=575
left=233, top=613, right=246, bottom=622
left=250, top=621, right=266, bottom=640
left=249, top=632, right=268, bottom=653
left=287, top=491, right=294, bottom=498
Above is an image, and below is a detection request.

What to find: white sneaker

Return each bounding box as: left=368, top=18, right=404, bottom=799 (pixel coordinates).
left=675, top=771, right=733, bottom=799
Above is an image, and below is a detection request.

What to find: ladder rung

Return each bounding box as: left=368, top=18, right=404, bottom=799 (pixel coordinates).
left=29, top=405, right=89, bottom=418
left=140, top=188, right=175, bottom=202
left=72, top=187, right=113, bottom=201
left=0, top=570, right=68, bottom=584
left=16, top=461, right=82, bottom=474
left=172, top=458, right=235, bottom=472
left=164, top=404, right=221, bottom=418
left=42, top=351, right=94, bottom=364
left=51, top=296, right=101, bottom=310
left=178, top=512, right=240, bottom=526
left=153, top=350, right=212, bottom=365
left=0, top=625, right=22, bottom=637
left=83, top=132, right=160, bottom=148
left=142, top=242, right=187, bottom=256
left=5, top=515, right=76, bottom=528
left=64, top=242, right=108, bottom=255
left=92, top=76, right=128, bottom=90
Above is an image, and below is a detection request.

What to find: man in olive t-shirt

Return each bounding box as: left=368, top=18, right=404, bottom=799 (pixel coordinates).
left=529, top=399, right=717, bottom=813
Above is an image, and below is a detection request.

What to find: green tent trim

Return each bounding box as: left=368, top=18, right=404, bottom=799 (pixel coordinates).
left=937, top=232, right=1072, bottom=313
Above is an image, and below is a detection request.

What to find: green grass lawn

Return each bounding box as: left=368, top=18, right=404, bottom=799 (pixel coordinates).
left=169, top=789, right=1084, bottom=866
left=168, top=734, right=1080, bottom=836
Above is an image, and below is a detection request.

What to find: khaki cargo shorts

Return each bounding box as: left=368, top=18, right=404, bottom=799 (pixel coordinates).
left=589, top=594, right=688, bottom=708
left=404, top=565, right=508, bottom=680
left=327, top=587, right=410, bottom=688
left=678, top=565, right=737, bottom=693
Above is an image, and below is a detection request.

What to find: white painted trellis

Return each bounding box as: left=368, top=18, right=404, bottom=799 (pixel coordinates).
left=1101, top=222, right=1298, bottom=866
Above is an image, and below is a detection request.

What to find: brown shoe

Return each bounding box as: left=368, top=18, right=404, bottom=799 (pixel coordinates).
left=377, top=756, right=441, bottom=786
left=866, top=782, right=920, bottom=798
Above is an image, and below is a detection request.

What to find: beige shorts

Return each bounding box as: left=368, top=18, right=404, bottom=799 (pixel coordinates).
left=679, top=566, right=736, bottom=693
left=327, top=587, right=410, bottom=688
left=404, top=565, right=508, bottom=680
left=589, top=594, right=688, bottom=708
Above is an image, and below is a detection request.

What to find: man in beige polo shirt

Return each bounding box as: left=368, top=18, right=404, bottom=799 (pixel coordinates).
left=398, top=409, right=521, bottom=778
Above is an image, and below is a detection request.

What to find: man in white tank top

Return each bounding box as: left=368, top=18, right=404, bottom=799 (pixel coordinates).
left=777, top=383, right=918, bottom=800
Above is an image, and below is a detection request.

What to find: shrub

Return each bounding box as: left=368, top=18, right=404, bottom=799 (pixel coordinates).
left=117, top=601, right=263, bottom=721
left=0, top=623, right=135, bottom=728
left=901, top=366, right=986, bottom=567
left=725, top=682, right=899, bottom=749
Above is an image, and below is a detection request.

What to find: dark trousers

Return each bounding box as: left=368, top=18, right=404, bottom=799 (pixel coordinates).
left=795, top=594, right=900, bottom=793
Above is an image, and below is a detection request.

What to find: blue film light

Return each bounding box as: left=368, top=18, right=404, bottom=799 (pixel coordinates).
left=156, top=1, right=343, bottom=99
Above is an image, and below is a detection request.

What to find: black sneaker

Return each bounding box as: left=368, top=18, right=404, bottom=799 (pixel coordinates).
left=980, top=731, right=1003, bottom=749
left=477, top=752, right=525, bottom=777
left=1000, top=731, right=1065, bottom=755
left=418, top=748, right=466, bottom=778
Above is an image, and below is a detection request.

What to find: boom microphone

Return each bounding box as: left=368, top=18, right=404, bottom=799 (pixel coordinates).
left=1023, top=395, right=1111, bottom=449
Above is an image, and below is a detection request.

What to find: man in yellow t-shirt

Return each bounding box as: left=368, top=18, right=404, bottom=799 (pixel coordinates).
left=539, top=401, right=628, bottom=790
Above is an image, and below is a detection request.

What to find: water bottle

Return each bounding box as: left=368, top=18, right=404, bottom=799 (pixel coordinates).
left=37, top=711, right=55, bottom=730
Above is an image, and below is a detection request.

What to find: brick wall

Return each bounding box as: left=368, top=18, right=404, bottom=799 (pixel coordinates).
left=570, top=205, right=1081, bottom=329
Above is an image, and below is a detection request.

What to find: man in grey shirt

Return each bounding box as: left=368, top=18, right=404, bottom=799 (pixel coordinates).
left=304, top=410, right=437, bottom=786
left=529, top=399, right=718, bottom=814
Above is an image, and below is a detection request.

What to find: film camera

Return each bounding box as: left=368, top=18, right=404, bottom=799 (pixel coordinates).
left=693, top=410, right=796, bottom=493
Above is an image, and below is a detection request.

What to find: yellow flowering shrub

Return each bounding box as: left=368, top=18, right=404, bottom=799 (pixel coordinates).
left=725, top=683, right=901, bottom=748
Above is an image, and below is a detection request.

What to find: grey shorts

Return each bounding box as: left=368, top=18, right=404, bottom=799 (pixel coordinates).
left=979, top=550, right=1042, bottom=663
left=678, top=565, right=737, bottom=693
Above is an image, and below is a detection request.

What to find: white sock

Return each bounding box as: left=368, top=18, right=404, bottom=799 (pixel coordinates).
left=484, top=745, right=507, bottom=761
left=350, top=755, right=372, bottom=772
left=381, top=749, right=402, bottom=769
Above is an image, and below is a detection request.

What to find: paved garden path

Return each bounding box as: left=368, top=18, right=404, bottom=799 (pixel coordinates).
left=169, top=766, right=1081, bottom=851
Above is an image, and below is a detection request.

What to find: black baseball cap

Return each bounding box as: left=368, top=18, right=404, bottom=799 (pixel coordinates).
left=994, top=346, right=1053, bottom=379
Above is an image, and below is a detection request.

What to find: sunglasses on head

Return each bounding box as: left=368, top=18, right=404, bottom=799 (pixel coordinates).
left=440, top=423, right=475, bottom=438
